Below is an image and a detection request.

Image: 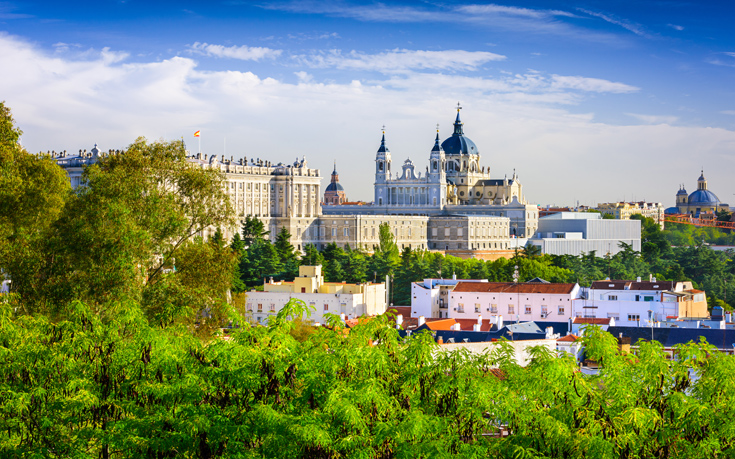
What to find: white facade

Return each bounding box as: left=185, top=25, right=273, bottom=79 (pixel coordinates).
left=448, top=281, right=581, bottom=323
left=322, top=109, right=539, bottom=243
left=572, top=279, right=709, bottom=326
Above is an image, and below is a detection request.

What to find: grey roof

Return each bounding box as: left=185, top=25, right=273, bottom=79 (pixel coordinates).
left=441, top=110, right=478, bottom=156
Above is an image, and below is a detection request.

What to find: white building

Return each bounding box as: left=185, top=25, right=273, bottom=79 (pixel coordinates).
left=448, top=280, right=581, bottom=322
left=410, top=277, right=489, bottom=319
left=51, top=145, right=323, bottom=249
left=244, top=265, right=386, bottom=324
left=572, top=279, right=709, bottom=326
left=528, top=212, right=641, bottom=256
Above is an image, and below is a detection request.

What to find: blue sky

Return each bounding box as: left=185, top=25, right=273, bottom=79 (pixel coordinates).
left=2, top=0, right=734, bottom=206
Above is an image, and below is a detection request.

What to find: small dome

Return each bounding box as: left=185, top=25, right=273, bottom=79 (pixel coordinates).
left=325, top=182, right=344, bottom=192
left=688, top=189, right=720, bottom=205
left=676, top=187, right=687, bottom=196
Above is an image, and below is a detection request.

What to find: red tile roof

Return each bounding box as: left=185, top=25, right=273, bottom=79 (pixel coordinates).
left=557, top=334, right=580, bottom=343
left=573, top=317, right=612, bottom=325
left=425, top=319, right=459, bottom=331
left=453, top=281, right=576, bottom=294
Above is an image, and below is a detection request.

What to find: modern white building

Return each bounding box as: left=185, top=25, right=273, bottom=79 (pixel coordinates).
left=448, top=280, right=581, bottom=322
left=528, top=212, right=641, bottom=256
left=572, top=279, right=709, bottom=326
left=244, top=265, right=386, bottom=324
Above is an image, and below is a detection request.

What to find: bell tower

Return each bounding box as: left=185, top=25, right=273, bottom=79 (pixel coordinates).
left=374, top=127, right=391, bottom=206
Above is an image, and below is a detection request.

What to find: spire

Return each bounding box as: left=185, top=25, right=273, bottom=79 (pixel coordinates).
left=453, top=102, right=464, bottom=136
left=332, top=160, right=337, bottom=175
left=377, top=126, right=389, bottom=153
left=432, top=124, right=442, bottom=152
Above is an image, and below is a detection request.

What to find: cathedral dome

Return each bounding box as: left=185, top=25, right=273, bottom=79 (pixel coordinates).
left=688, top=189, right=719, bottom=205
left=325, top=181, right=344, bottom=192
left=441, top=108, right=479, bottom=156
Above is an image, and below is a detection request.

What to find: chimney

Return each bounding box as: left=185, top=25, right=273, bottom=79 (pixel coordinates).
left=473, top=323, right=481, bottom=332
left=418, top=316, right=425, bottom=326
left=451, top=323, right=461, bottom=331
left=477, top=315, right=482, bottom=325
left=437, top=336, right=444, bottom=344
left=649, top=274, right=652, bottom=281
left=396, top=314, right=403, bottom=327
left=636, top=276, right=642, bottom=283
left=497, top=315, right=504, bottom=330
left=340, top=313, right=346, bottom=322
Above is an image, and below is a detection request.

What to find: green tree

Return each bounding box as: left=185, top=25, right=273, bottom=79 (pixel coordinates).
left=300, top=243, right=324, bottom=267
left=0, top=102, right=71, bottom=313
left=35, top=137, right=234, bottom=318
left=241, top=215, right=268, bottom=246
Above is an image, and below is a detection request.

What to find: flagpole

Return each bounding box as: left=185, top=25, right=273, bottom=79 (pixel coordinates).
left=198, top=134, right=201, bottom=154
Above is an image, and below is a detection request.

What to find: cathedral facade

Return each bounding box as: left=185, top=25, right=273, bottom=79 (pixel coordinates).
left=323, top=107, right=538, bottom=242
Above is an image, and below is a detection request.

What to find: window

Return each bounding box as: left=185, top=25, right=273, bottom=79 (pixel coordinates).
left=324, top=304, right=329, bottom=311
left=490, top=304, right=498, bottom=313
left=331, top=228, right=337, bottom=237
left=508, top=305, right=515, bottom=314
left=628, top=314, right=640, bottom=322
left=247, top=304, right=253, bottom=311
left=558, top=306, right=565, bottom=315
left=644, top=296, right=654, bottom=302
left=269, top=304, right=275, bottom=312
left=525, top=305, right=532, bottom=315
left=609, top=295, right=618, bottom=301
left=457, top=303, right=465, bottom=313
left=541, top=305, right=548, bottom=316
left=475, top=303, right=481, bottom=313
left=343, top=228, right=349, bottom=237
left=257, top=303, right=263, bottom=312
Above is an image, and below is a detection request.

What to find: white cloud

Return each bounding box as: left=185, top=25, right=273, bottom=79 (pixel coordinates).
left=668, top=24, right=684, bottom=31
left=720, top=110, right=735, bottom=116
left=187, top=42, right=282, bottom=61
left=2, top=32, right=734, bottom=206
left=626, top=113, right=679, bottom=124
left=578, top=8, right=649, bottom=37
left=551, top=75, right=639, bottom=93
left=295, top=49, right=505, bottom=73
left=261, top=2, right=624, bottom=44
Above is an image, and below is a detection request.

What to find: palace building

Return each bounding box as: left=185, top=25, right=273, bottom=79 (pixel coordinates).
left=51, top=106, right=537, bottom=254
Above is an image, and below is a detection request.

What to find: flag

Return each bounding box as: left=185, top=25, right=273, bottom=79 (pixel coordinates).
left=194, top=130, right=201, bottom=137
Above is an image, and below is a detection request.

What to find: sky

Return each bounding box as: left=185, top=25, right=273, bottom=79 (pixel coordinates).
left=2, top=0, right=734, bottom=207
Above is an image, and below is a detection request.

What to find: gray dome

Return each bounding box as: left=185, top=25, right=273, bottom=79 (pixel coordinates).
left=441, top=110, right=478, bottom=156
left=325, top=182, right=344, bottom=192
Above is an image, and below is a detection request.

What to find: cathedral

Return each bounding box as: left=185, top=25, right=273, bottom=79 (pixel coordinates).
left=666, top=171, right=729, bottom=217
left=323, top=106, right=538, bottom=239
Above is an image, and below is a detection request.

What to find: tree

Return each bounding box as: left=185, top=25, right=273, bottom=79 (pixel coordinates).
left=0, top=102, right=71, bottom=314
left=241, top=215, right=268, bottom=246
left=26, top=137, right=234, bottom=319
left=300, top=244, right=324, bottom=267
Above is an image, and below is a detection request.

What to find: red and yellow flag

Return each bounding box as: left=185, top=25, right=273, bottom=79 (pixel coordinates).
left=194, top=130, right=201, bottom=137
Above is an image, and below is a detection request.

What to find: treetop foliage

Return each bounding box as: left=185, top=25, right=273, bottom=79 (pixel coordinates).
left=2, top=300, right=734, bottom=458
